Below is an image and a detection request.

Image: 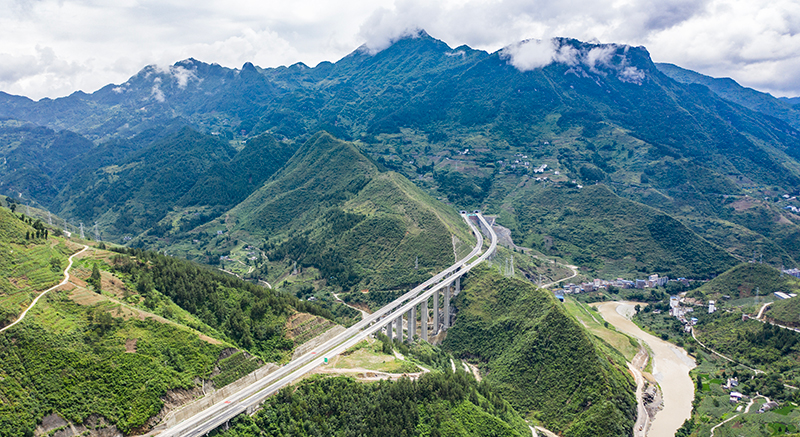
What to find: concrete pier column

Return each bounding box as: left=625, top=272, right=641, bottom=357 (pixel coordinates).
left=396, top=315, right=403, bottom=343
left=421, top=300, right=428, bottom=341
left=443, top=283, right=451, bottom=330
left=408, top=307, right=416, bottom=342
left=455, top=276, right=461, bottom=294
left=387, top=319, right=393, bottom=342
left=433, top=290, right=440, bottom=335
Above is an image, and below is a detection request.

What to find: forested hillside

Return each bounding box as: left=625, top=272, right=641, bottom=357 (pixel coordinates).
left=2, top=32, right=799, bottom=278
left=695, top=263, right=800, bottom=300
left=153, top=132, right=474, bottom=304
left=503, top=184, right=737, bottom=278
left=444, top=267, right=636, bottom=436
left=0, top=202, right=349, bottom=436
left=656, top=62, right=800, bottom=130
left=211, top=372, right=530, bottom=437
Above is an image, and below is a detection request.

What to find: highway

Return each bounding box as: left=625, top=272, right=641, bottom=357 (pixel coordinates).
left=159, top=213, right=496, bottom=437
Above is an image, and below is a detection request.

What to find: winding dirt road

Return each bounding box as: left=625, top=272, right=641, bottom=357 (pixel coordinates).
left=1, top=244, right=89, bottom=334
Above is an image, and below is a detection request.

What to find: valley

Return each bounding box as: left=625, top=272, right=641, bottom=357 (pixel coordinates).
left=2, top=29, right=800, bottom=437
left=595, top=301, right=696, bottom=437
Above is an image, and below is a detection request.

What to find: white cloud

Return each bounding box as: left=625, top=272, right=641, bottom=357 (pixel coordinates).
left=500, top=39, right=559, bottom=71
left=0, top=0, right=797, bottom=99
left=619, top=66, right=646, bottom=84
left=584, top=46, right=615, bottom=70
left=151, top=77, right=165, bottom=102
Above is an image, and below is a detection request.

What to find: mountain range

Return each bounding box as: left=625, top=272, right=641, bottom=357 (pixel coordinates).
left=5, top=30, right=800, bottom=437
left=1, top=31, right=799, bottom=279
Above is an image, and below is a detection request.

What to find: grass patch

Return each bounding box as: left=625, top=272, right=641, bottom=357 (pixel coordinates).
left=563, top=296, right=639, bottom=360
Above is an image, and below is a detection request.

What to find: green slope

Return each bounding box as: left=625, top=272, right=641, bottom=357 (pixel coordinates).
left=768, top=297, right=800, bottom=327
left=210, top=132, right=473, bottom=295
left=55, top=127, right=296, bottom=241
left=656, top=62, right=800, bottom=130
left=504, top=184, right=737, bottom=278
left=696, top=263, right=800, bottom=299
left=0, top=205, right=74, bottom=327
left=4, top=34, right=800, bottom=277
left=213, top=372, right=530, bottom=437
left=0, top=202, right=344, bottom=436
left=444, top=267, right=636, bottom=436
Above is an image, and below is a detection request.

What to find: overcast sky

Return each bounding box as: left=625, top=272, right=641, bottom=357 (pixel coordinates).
left=2, top=0, right=799, bottom=100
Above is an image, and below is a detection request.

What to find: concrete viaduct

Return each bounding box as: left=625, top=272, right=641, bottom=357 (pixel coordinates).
left=159, top=212, right=497, bottom=437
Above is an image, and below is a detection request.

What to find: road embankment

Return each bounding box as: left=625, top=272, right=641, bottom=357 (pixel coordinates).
left=594, top=301, right=695, bottom=437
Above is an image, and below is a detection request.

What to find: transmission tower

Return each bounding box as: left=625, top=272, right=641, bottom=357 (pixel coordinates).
left=94, top=223, right=100, bottom=241
left=48, top=211, right=52, bottom=226
left=415, top=256, right=419, bottom=270
left=79, top=223, right=85, bottom=239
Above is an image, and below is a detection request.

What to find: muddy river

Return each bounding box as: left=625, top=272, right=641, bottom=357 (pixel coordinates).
left=594, top=301, right=696, bottom=437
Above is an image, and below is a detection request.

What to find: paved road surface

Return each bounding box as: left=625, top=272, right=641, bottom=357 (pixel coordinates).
left=159, top=214, right=496, bottom=437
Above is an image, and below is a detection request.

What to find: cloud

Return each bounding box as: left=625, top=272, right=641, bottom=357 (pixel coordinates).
left=645, top=0, right=800, bottom=96
left=500, top=39, right=559, bottom=71
left=150, top=77, right=165, bottom=102
left=0, top=0, right=797, bottom=98
left=619, top=66, right=646, bottom=84
left=499, top=39, right=605, bottom=72
left=584, top=46, right=615, bottom=71
left=154, top=64, right=200, bottom=89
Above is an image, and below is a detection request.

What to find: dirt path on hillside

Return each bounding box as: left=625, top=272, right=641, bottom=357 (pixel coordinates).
left=594, top=301, right=695, bottom=437
left=1, top=244, right=89, bottom=334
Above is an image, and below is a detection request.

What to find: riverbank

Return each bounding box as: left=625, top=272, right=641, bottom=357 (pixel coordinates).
left=594, top=301, right=696, bottom=437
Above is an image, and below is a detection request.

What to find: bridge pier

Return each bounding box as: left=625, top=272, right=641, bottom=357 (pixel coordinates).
left=420, top=299, right=428, bottom=341
left=443, top=283, right=450, bottom=331
left=455, top=276, right=461, bottom=294
left=386, top=319, right=393, bottom=342
left=408, top=307, right=415, bottom=341
left=432, top=289, right=439, bottom=335
left=396, top=315, right=403, bottom=343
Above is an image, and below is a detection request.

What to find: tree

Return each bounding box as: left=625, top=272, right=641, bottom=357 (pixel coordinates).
left=89, top=264, right=102, bottom=292
left=9, top=203, right=16, bottom=213
left=696, top=375, right=703, bottom=390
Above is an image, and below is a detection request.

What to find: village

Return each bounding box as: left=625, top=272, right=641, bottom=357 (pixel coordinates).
left=559, top=273, right=676, bottom=295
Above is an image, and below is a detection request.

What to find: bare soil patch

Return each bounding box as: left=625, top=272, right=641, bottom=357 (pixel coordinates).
left=125, top=338, right=138, bottom=353
left=730, top=198, right=758, bottom=212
